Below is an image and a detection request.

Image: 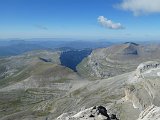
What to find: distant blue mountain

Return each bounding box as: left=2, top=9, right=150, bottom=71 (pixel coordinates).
left=0, top=39, right=113, bottom=57
left=0, top=43, right=47, bottom=56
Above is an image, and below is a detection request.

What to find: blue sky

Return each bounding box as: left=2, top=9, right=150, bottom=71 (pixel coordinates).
left=0, top=0, right=160, bottom=41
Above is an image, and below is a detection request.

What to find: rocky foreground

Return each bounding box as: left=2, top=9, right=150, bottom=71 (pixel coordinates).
left=56, top=105, right=160, bottom=120
left=56, top=106, right=119, bottom=120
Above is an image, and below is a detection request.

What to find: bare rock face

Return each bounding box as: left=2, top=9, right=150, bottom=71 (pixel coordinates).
left=124, top=61, right=160, bottom=119
left=137, top=105, right=160, bottom=120
left=136, top=61, right=160, bottom=77
left=56, top=106, right=119, bottom=120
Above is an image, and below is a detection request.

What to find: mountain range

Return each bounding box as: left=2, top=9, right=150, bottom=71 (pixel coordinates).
left=0, top=42, right=160, bottom=120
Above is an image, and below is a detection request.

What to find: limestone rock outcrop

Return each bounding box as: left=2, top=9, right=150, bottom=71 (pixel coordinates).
left=136, top=61, right=160, bottom=77
left=56, top=106, right=119, bottom=120
left=137, top=105, right=160, bottom=120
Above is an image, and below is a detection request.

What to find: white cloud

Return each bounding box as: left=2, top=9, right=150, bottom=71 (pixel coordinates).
left=98, top=16, right=124, bottom=30
left=118, top=0, right=160, bottom=16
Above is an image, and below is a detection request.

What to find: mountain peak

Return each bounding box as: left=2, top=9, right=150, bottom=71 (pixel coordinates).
left=124, top=42, right=139, bottom=46
left=122, top=42, right=139, bottom=55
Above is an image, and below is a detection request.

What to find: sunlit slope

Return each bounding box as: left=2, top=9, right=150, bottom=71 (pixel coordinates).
left=77, top=42, right=160, bottom=79
left=0, top=50, right=81, bottom=90
left=0, top=50, right=81, bottom=120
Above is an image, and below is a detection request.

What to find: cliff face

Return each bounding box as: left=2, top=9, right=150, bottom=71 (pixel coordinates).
left=124, top=61, right=160, bottom=120
left=137, top=105, right=160, bottom=120
left=56, top=61, right=160, bottom=120
left=77, top=43, right=160, bottom=79
left=126, top=61, right=160, bottom=108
